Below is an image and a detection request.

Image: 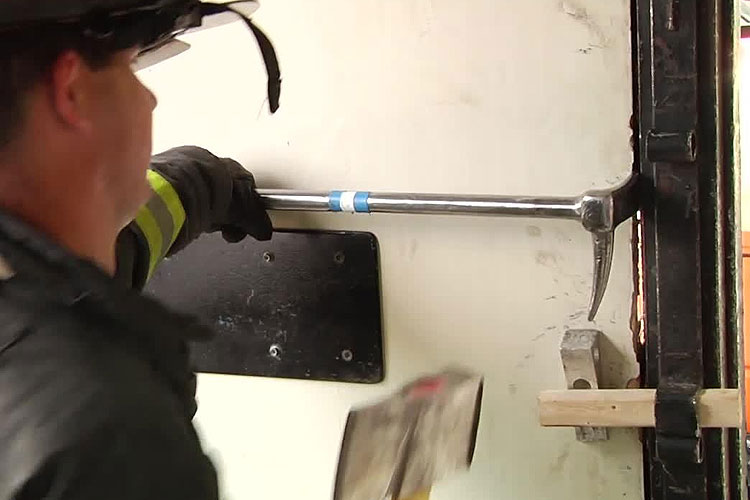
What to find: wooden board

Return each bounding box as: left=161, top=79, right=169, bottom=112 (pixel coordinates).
left=539, top=389, right=742, bottom=428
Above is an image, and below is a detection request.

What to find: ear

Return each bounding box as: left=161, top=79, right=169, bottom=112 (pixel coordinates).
left=49, top=50, right=92, bottom=132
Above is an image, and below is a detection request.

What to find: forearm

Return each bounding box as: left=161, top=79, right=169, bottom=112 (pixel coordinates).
left=114, top=169, right=186, bottom=290
left=114, top=146, right=271, bottom=290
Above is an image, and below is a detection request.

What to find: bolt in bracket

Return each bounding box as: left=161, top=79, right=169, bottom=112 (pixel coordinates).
left=259, top=173, right=639, bottom=320
left=560, top=329, right=608, bottom=441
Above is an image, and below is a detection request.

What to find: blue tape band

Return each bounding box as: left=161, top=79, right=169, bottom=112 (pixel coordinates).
left=353, top=192, right=370, bottom=213
left=329, top=191, right=343, bottom=212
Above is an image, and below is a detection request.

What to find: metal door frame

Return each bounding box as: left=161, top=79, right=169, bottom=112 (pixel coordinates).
left=632, top=0, right=745, bottom=498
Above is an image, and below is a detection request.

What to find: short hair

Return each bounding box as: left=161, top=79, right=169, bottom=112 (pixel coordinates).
left=0, top=26, right=119, bottom=148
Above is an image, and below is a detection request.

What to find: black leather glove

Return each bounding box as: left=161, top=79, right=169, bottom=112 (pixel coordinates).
left=213, top=158, right=272, bottom=243
left=149, top=146, right=272, bottom=255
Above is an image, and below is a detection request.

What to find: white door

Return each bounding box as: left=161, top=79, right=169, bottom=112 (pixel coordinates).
left=139, top=1, right=642, bottom=498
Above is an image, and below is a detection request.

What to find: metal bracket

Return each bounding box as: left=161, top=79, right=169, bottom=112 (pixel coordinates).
left=560, top=329, right=608, bottom=442
left=259, top=174, right=639, bottom=321
left=655, top=385, right=702, bottom=464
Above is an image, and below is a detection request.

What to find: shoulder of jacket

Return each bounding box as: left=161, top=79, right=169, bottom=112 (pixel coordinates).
left=0, top=305, right=191, bottom=496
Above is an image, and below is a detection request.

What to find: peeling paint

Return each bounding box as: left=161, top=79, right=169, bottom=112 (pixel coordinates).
left=560, top=0, right=610, bottom=48
left=531, top=332, right=547, bottom=342
left=536, top=250, right=560, bottom=267
left=526, top=225, right=542, bottom=237
left=549, top=444, right=571, bottom=474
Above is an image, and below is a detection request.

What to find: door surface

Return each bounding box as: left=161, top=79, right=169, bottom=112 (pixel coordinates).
left=138, top=1, right=642, bottom=498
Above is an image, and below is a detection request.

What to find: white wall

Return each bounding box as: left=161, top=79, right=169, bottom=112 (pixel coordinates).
left=139, top=1, right=642, bottom=498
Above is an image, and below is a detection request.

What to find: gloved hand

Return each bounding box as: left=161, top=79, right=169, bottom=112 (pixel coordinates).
left=213, top=157, right=273, bottom=243
left=149, top=146, right=272, bottom=255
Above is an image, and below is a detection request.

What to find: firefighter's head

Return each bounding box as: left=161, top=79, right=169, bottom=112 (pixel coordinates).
left=0, top=0, right=279, bottom=228
left=0, top=25, right=158, bottom=224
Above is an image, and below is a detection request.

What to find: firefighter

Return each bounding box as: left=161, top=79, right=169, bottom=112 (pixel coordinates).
left=0, top=2, right=279, bottom=498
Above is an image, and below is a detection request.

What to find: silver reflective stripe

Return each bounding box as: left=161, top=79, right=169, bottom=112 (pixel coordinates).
left=136, top=170, right=186, bottom=279
left=144, top=192, right=175, bottom=261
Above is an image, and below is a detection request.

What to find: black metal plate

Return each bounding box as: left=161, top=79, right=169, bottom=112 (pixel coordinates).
left=145, top=230, right=384, bottom=384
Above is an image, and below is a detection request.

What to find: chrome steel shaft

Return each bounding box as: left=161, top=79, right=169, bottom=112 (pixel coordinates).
left=258, top=176, right=638, bottom=322
left=259, top=190, right=582, bottom=220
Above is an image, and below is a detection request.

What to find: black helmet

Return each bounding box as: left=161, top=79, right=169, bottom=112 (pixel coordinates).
left=0, top=1, right=281, bottom=112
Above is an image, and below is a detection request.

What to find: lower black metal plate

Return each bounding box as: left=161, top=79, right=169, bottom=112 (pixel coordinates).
left=145, top=230, right=384, bottom=383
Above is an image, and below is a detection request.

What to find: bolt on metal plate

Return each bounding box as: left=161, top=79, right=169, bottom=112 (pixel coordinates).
left=269, top=344, right=282, bottom=359
left=560, top=329, right=608, bottom=442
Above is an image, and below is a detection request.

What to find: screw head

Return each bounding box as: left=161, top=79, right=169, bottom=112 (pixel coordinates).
left=269, top=344, right=282, bottom=358
left=262, top=251, right=275, bottom=263
left=334, top=252, right=346, bottom=265
left=341, top=349, right=353, bottom=362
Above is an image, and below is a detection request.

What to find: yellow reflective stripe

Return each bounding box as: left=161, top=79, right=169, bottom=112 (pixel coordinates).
left=146, top=170, right=186, bottom=246
left=134, top=206, right=163, bottom=278
left=143, top=194, right=175, bottom=256
left=134, top=170, right=187, bottom=279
